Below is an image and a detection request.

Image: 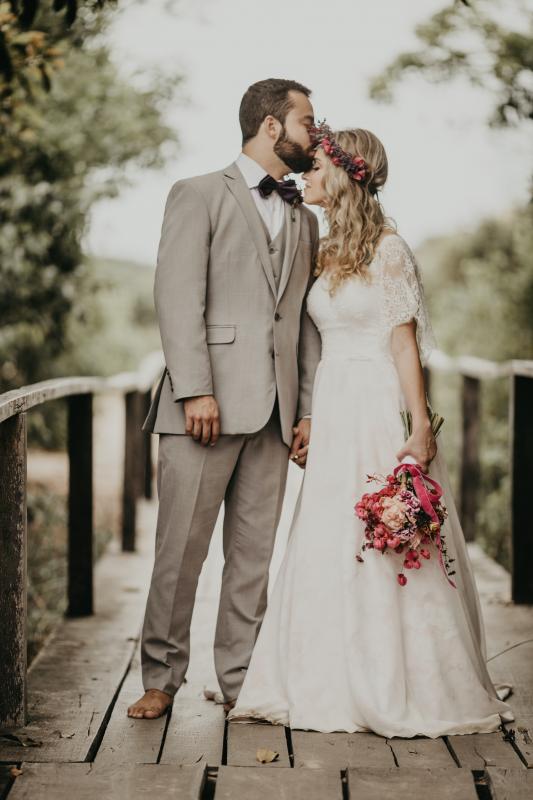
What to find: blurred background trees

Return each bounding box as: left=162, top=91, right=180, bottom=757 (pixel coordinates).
left=0, top=0, right=178, bottom=415
left=371, top=0, right=533, bottom=568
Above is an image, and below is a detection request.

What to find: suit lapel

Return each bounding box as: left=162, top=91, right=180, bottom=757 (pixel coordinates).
left=223, top=163, right=277, bottom=298
left=276, top=200, right=301, bottom=306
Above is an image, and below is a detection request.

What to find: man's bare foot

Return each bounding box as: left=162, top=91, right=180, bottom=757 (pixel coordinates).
left=127, top=689, right=173, bottom=719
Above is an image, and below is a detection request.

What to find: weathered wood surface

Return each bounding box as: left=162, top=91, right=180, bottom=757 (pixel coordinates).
left=446, top=731, right=523, bottom=769
left=7, top=763, right=206, bottom=800
left=93, top=653, right=169, bottom=766
left=0, top=501, right=154, bottom=762
left=469, top=543, right=533, bottom=768
left=215, top=765, right=343, bottom=799
left=0, top=351, right=164, bottom=424
left=160, top=694, right=225, bottom=766
left=67, top=394, right=94, bottom=616
left=510, top=374, right=533, bottom=603
left=486, top=766, right=533, bottom=800
left=459, top=375, right=480, bottom=542
left=291, top=730, right=395, bottom=769
left=0, top=412, right=28, bottom=729
left=2, top=476, right=532, bottom=798
left=387, top=736, right=455, bottom=768
left=346, top=767, right=478, bottom=800
left=226, top=721, right=291, bottom=767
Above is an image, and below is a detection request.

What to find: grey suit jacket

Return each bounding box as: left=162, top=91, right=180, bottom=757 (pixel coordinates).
left=142, top=161, right=322, bottom=447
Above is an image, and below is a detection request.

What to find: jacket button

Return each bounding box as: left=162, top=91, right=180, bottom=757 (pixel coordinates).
left=274, top=312, right=281, bottom=321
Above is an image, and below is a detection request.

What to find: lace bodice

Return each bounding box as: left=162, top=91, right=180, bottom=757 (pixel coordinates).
left=307, top=233, right=436, bottom=365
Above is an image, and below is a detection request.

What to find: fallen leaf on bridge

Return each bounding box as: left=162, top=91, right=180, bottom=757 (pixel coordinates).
left=256, top=748, right=279, bottom=763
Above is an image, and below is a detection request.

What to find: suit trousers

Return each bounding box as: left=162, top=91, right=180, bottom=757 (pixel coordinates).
left=140, top=396, right=290, bottom=701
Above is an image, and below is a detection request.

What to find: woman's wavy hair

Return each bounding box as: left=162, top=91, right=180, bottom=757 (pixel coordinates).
left=316, top=128, right=395, bottom=293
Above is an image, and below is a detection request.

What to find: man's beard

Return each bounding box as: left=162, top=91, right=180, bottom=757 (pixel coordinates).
left=273, top=127, right=314, bottom=174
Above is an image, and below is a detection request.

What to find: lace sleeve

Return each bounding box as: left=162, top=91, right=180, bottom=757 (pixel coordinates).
left=376, top=234, right=436, bottom=366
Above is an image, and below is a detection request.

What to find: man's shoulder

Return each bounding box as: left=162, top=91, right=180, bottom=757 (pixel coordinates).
left=299, top=205, right=319, bottom=237
left=169, top=164, right=236, bottom=194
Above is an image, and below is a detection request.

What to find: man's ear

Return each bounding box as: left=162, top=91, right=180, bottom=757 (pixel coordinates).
left=263, top=114, right=282, bottom=141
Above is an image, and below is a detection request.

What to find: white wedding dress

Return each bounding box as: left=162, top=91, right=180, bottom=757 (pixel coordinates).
left=228, top=233, right=514, bottom=738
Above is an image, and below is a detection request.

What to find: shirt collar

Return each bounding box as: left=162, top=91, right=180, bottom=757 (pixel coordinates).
left=235, top=152, right=268, bottom=190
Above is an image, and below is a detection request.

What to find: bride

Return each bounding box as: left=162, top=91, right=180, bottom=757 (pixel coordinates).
left=227, top=124, right=514, bottom=737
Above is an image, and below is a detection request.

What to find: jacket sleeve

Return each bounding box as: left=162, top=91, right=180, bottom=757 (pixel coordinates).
left=154, top=179, right=213, bottom=402
left=296, top=212, right=322, bottom=421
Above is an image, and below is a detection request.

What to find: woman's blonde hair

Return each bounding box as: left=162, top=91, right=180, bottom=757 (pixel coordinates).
left=316, top=128, right=395, bottom=293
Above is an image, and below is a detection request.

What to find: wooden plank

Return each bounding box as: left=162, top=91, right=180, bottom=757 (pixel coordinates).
left=459, top=375, right=480, bottom=542
left=94, top=652, right=168, bottom=765
left=122, top=391, right=144, bottom=552
left=488, top=641, right=533, bottom=767
left=67, top=394, right=94, bottom=616
left=485, top=766, right=533, bottom=800
left=8, top=762, right=205, bottom=800
left=291, top=730, right=394, bottom=769
left=0, top=501, right=156, bottom=762
left=0, top=412, right=28, bottom=728
left=388, top=737, right=455, bottom=768
left=226, top=721, right=290, bottom=767
left=215, top=765, right=343, bottom=800
left=160, top=695, right=225, bottom=766
left=446, top=731, right=523, bottom=769
left=346, top=767, right=478, bottom=800
left=510, top=374, right=533, bottom=603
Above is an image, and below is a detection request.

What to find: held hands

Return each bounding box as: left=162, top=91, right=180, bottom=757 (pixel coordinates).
left=289, top=418, right=311, bottom=469
left=396, top=421, right=437, bottom=474
left=183, top=395, right=220, bottom=446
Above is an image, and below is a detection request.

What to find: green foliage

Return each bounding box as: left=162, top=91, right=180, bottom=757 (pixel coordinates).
left=0, top=1, right=115, bottom=112
left=0, top=1, right=179, bottom=396
left=418, top=203, right=533, bottom=569
left=370, top=0, right=533, bottom=129
left=23, top=255, right=160, bottom=449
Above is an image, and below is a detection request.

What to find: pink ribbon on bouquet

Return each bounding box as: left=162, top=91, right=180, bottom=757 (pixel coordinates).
left=393, top=462, right=456, bottom=589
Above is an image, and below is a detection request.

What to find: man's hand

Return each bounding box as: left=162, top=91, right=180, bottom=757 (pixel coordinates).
left=289, top=418, right=311, bottom=469
left=183, top=395, right=220, bottom=446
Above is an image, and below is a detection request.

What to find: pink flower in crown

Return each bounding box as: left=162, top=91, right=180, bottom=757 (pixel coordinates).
left=321, top=139, right=332, bottom=154
left=381, top=496, right=408, bottom=531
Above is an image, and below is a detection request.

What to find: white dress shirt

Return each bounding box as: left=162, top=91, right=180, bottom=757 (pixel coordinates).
left=235, top=152, right=285, bottom=240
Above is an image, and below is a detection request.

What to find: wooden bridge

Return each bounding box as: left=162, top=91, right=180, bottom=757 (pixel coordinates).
left=0, top=351, right=532, bottom=799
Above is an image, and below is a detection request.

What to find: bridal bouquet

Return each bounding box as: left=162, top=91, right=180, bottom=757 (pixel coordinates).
left=354, top=406, right=456, bottom=588
left=354, top=465, right=456, bottom=587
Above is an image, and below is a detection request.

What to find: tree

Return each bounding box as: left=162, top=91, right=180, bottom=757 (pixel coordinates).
left=0, top=1, right=180, bottom=394
left=0, top=1, right=115, bottom=116
left=370, top=0, right=533, bottom=130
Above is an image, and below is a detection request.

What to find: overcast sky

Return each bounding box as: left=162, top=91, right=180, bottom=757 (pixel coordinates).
left=86, top=0, right=532, bottom=265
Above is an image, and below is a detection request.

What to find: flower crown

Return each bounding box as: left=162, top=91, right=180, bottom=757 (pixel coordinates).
left=309, top=120, right=367, bottom=183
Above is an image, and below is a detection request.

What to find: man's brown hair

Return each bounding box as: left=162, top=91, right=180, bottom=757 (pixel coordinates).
left=239, top=78, right=311, bottom=145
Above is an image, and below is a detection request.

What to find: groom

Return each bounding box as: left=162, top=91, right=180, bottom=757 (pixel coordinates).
left=128, top=78, right=321, bottom=719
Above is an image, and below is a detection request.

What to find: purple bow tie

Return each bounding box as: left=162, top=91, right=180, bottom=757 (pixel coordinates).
left=257, top=174, right=302, bottom=206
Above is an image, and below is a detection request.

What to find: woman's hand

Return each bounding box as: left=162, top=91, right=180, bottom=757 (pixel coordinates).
left=396, top=422, right=437, bottom=473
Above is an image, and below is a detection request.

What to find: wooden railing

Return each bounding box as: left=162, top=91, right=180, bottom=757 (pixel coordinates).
left=425, top=351, right=533, bottom=607
left=1, top=349, right=532, bottom=729
left=0, top=351, right=164, bottom=729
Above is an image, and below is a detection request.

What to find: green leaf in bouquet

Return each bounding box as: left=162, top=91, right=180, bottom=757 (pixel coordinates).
left=400, top=398, right=444, bottom=441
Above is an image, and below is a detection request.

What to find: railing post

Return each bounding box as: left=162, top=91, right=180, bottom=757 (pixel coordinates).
left=122, top=390, right=144, bottom=551
left=143, top=389, right=153, bottom=500
left=459, top=375, right=481, bottom=542
left=67, top=394, right=94, bottom=616
left=510, top=374, right=533, bottom=604
left=0, top=413, right=28, bottom=728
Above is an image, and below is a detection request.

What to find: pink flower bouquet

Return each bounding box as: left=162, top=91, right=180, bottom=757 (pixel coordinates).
left=354, top=461, right=456, bottom=588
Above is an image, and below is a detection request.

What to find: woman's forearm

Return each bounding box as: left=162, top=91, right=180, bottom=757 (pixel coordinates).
left=390, top=322, right=430, bottom=429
